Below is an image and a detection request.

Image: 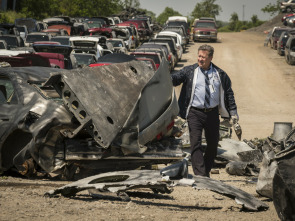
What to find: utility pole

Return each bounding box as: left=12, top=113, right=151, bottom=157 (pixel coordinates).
left=242, top=5, right=245, bottom=21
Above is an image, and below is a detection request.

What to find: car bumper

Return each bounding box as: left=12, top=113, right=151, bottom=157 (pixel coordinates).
left=194, top=34, right=217, bottom=41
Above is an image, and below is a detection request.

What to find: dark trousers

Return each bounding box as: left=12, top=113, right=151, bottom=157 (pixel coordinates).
left=187, top=107, right=220, bottom=177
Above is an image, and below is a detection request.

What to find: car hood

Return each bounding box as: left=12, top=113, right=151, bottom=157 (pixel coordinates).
left=71, top=40, right=98, bottom=50
left=33, top=44, right=73, bottom=57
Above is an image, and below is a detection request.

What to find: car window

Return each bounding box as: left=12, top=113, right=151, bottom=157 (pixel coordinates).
left=51, top=37, right=70, bottom=45
left=16, top=26, right=26, bottom=32
left=0, top=36, right=18, bottom=48
left=108, top=40, right=123, bottom=47
left=0, top=76, right=17, bottom=104
left=274, top=30, right=287, bottom=37
left=133, top=54, right=160, bottom=64
left=86, top=21, right=102, bottom=28
left=0, top=42, right=6, bottom=49
left=26, top=35, right=49, bottom=42
left=73, top=54, right=96, bottom=66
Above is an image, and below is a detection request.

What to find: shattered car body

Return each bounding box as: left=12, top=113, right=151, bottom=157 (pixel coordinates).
left=0, top=58, right=183, bottom=179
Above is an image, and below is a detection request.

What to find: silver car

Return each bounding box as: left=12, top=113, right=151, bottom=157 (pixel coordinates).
left=280, top=0, right=295, bottom=13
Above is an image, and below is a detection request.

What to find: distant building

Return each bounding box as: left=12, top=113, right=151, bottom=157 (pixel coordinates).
left=1, top=0, right=18, bottom=11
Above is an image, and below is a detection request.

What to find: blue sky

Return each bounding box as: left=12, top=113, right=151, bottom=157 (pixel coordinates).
left=139, top=0, right=278, bottom=22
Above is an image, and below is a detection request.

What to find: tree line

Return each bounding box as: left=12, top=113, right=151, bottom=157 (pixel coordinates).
left=0, top=0, right=281, bottom=32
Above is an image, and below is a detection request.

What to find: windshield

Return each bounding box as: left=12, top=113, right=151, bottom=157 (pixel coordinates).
left=132, top=54, right=160, bottom=64
left=51, top=37, right=70, bottom=45
left=0, top=42, right=6, bottom=49
left=0, top=36, right=18, bottom=48
left=108, top=40, right=124, bottom=47
left=26, top=35, right=49, bottom=43
left=73, top=54, right=96, bottom=65
left=167, top=21, right=188, bottom=29
left=16, top=26, right=26, bottom=32
left=274, top=30, right=288, bottom=37
left=86, top=21, right=103, bottom=28
left=115, top=30, right=128, bottom=39
left=157, top=35, right=178, bottom=44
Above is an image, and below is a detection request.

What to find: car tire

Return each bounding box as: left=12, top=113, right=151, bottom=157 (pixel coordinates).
left=286, top=55, right=291, bottom=65
left=278, top=49, right=282, bottom=56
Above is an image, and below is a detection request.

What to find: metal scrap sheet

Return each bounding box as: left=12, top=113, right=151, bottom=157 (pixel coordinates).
left=46, top=61, right=154, bottom=148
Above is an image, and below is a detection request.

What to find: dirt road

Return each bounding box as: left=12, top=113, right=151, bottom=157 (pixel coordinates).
left=1, top=31, right=292, bottom=221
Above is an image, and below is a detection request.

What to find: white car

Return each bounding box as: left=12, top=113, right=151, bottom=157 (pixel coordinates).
left=69, top=36, right=103, bottom=60
left=114, top=26, right=134, bottom=51
left=107, top=38, right=128, bottom=54
left=167, top=16, right=188, bottom=23
left=155, top=31, right=183, bottom=61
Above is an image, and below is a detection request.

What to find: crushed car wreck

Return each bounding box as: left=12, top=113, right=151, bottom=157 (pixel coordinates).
left=0, top=57, right=184, bottom=180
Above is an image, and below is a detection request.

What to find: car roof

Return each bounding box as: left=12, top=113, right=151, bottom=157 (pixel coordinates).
left=96, top=53, right=136, bottom=63
left=131, top=51, right=159, bottom=55
left=70, top=36, right=99, bottom=42
left=52, top=36, right=71, bottom=39
left=28, top=32, right=50, bottom=35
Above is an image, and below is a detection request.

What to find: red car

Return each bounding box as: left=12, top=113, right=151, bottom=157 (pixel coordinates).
left=193, top=20, right=218, bottom=42
left=136, top=57, right=157, bottom=71
left=119, top=21, right=148, bottom=42
left=88, top=27, right=114, bottom=38
left=42, top=28, right=69, bottom=36
left=130, top=51, right=162, bottom=70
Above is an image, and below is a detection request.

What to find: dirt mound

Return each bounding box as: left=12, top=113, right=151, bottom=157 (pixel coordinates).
left=247, top=13, right=286, bottom=34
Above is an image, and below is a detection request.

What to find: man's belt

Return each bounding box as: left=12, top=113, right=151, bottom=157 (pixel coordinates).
left=191, top=106, right=218, bottom=113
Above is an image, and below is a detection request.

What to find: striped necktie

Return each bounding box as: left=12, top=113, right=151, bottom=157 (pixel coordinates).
left=204, top=70, right=210, bottom=108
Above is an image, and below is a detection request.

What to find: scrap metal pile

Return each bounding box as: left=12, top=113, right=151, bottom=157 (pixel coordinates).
left=0, top=58, right=184, bottom=180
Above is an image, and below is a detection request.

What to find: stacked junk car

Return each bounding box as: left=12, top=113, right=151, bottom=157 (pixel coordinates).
left=0, top=56, right=184, bottom=180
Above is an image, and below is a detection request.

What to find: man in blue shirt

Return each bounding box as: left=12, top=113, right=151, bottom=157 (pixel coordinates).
left=171, top=44, right=239, bottom=177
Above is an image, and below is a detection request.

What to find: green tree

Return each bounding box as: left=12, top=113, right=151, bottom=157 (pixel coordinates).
left=261, top=0, right=280, bottom=16
left=0, top=13, right=9, bottom=23
left=251, top=15, right=258, bottom=25
left=156, top=7, right=182, bottom=25
left=19, top=0, right=52, bottom=19
left=228, top=12, right=239, bottom=31
left=122, top=0, right=140, bottom=9
left=19, top=0, right=124, bottom=19
left=191, top=0, right=222, bottom=20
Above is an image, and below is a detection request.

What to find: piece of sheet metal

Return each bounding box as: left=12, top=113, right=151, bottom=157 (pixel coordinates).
left=180, top=176, right=269, bottom=211
left=45, top=168, right=268, bottom=212
left=46, top=61, right=154, bottom=149
left=45, top=170, right=173, bottom=198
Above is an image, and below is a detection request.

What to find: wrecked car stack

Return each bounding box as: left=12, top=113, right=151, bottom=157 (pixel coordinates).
left=0, top=58, right=184, bottom=180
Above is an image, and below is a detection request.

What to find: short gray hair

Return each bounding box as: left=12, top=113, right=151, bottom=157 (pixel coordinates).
left=198, top=44, right=214, bottom=57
